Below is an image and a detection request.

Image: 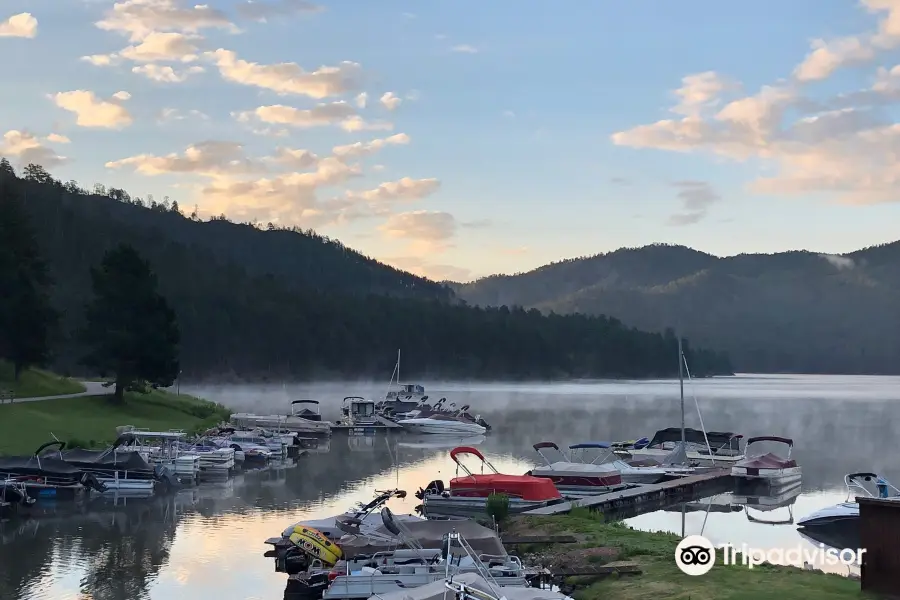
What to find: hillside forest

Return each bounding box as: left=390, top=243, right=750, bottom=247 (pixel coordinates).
left=454, top=243, right=900, bottom=374
left=0, top=160, right=733, bottom=381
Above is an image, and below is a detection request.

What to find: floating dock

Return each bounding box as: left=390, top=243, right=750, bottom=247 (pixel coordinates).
left=330, top=415, right=403, bottom=432
left=524, top=469, right=734, bottom=516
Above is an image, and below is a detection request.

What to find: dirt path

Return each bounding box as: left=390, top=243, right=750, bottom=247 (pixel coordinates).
left=6, top=381, right=114, bottom=403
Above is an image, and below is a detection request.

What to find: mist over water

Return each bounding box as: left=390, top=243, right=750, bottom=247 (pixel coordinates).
left=2, top=374, right=896, bottom=599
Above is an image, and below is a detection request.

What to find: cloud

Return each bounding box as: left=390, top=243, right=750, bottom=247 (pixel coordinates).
left=157, top=107, right=209, bottom=122
left=380, top=92, right=401, bottom=111
left=339, top=116, right=394, bottom=132
left=379, top=210, right=457, bottom=253
left=205, top=49, right=362, bottom=98
left=95, top=0, right=235, bottom=42
left=667, top=180, right=720, bottom=225
left=0, top=12, right=37, bottom=38
left=233, top=102, right=357, bottom=129
left=105, top=141, right=262, bottom=176
left=236, top=0, right=323, bottom=22
left=112, top=91, right=131, bottom=101
left=819, top=253, right=855, bottom=269
left=355, top=92, right=367, bottom=109
left=266, top=147, right=319, bottom=169
left=133, top=64, right=205, bottom=82
left=121, top=31, right=200, bottom=62
left=52, top=90, right=133, bottom=129
left=450, top=44, right=478, bottom=54
left=382, top=256, right=472, bottom=282
left=0, top=130, right=67, bottom=168
left=610, top=6, right=900, bottom=208
left=332, top=133, right=410, bottom=159
left=671, top=71, right=738, bottom=117
left=347, top=177, right=440, bottom=203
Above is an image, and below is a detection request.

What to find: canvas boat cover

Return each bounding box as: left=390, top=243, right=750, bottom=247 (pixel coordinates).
left=0, top=455, right=85, bottom=477
left=449, top=474, right=561, bottom=501
left=660, top=442, right=690, bottom=466
left=62, top=448, right=154, bottom=472
left=338, top=519, right=505, bottom=559
left=369, top=572, right=572, bottom=600
left=531, top=461, right=619, bottom=475
left=646, top=428, right=740, bottom=451
left=735, top=453, right=797, bottom=469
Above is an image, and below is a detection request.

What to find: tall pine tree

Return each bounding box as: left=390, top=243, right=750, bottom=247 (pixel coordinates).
left=0, top=165, right=58, bottom=379
left=82, top=244, right=180, bottom=403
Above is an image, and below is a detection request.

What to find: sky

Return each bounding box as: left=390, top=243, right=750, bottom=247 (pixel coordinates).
left=4, top=1, right=900, bottom=282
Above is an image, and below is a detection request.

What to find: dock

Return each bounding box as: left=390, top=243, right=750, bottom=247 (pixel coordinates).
left=524, top=469, right=734, bottom=516
left=330, top=415, right=403, bottom=432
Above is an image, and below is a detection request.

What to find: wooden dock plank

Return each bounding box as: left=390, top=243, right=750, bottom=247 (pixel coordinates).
left=525, top=469, right=732, bottom=515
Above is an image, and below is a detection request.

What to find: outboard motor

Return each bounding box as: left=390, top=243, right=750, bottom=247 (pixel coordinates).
left=877, top=477, right=890, bottom=498
left=415, top=479, right=445, bottom=500
left=153, top=465, right=178, bottom=493
left=79, top=472, right=108, bottom=493
left=476, top=417, right=492, bottom=431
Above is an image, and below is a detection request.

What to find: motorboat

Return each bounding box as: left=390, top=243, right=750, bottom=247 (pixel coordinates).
left=731, top=436, right=801, bottom=487
left=797, top=472, right=900, bottom=528
left=0, top=441, right=108, bottom=499
left=117, top=428, right=201, bottom=482
left=415, top=446, right=563, bottom=514
left=525, top=442, right=622, bottom=492
left=278, top=489, right=421, bottom=540
left=60, top=434, right=171, bottom=492
left=397, top=413, right=486, bottom=436
left=230, top=401, right=332, bottom=437
left=617, top=427, right=745, bottom=465
left=181, top=441, right=235, bottom=474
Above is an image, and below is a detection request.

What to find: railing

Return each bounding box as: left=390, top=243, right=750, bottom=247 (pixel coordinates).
left=0, top=389, right=14, bottom=404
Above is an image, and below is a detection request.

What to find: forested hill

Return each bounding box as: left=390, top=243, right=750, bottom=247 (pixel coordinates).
left=0, top=162, right=733, bottom=380
left=454, top=243, right=900, bottom=374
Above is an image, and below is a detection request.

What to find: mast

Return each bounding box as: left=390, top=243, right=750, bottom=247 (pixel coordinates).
left=397, top=348, right=400, bottom=383
left=678, top=336, right=685, bottom=448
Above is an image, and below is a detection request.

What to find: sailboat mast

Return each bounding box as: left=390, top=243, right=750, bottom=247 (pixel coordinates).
left=397, top=348, right=400, bottom=382
left=678, top=336, right=685, bottom=447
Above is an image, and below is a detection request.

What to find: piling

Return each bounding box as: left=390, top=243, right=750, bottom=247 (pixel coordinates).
left=858, top=496, right=900, bottom=597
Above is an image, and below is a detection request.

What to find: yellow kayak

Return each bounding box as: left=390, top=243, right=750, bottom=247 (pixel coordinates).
left=288, top=525, right=343, bottom=566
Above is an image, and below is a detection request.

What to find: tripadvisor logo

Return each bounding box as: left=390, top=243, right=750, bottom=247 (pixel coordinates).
left=675, top=535, right=715, bottom=576
left=675, top=534, right=866, bottom=575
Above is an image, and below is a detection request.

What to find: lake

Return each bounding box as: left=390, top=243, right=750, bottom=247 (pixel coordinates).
left=2, top=374, right=896, bottom=599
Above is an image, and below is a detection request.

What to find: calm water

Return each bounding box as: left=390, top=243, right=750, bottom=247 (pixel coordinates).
left=3, top=374, right=898, bottom=599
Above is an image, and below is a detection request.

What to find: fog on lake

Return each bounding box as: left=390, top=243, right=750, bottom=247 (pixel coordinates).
left=2, top=374, right=896, bottom=599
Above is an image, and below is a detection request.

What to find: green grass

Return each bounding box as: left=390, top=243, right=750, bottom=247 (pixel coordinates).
left=0, top=361, right=85, bottom=398
left=0, top=386, right=231, bottom=455
left=509, top=509, right=865, bottom=599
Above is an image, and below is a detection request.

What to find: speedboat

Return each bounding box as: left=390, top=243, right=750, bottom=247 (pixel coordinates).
left=617, top=427, right=745, bottom=465
left=525, top=442, right=622, bottom=492
left=731, top=436, right=801, bottom=487
left=797, top=472, right=900, bottom=528
left=397, top=413, right=486, bottom=435
left=278, top=489, right=421, bottom=540
left=415, top=446, right=563, bottom=514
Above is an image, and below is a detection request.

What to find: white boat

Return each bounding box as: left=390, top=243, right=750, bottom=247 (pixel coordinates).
left=731, top=436, right=801, bottom=487
left=530, top=441, right=701, bottom=489
left=118, top=428, right=201, bottom=482
left=397, top=414, right=486, bottom=435
left=230, top=401, right=332, bottom=437
left=277, top=489, right=421, bottom=540
left=619, top=427, right=745, bottom=466
left=797, top=472, right=900, bottom=528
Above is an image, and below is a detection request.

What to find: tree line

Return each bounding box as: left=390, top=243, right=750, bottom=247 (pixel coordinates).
left=0, top=159, right=733, bottom=383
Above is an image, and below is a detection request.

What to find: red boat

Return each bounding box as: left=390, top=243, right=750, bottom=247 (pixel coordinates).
left=415, top=446, right=563, bottom=514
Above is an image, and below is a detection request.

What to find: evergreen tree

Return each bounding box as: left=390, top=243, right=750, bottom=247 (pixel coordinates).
left=82, top=244, right=180, bottom=403
left=0, top=174, right=57, bottom=378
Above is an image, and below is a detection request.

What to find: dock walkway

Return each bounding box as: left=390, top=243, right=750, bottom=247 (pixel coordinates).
left=524, top=469, right=733, bottom=515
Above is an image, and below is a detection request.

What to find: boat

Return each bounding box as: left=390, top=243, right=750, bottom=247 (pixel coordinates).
left=116, top=428, right=201, bottom=482
left=333, top=397, right=402, bottom=432
left=181, top=440, right=235, bottom=474
left=230, top=401, right=332, bottom=437
left=292, top=400, right=325, bottom=422
left=797, top=472, right=900, bottom=528
left=415, top=446, right=563, bottom=514
left=397, top=410, right=487, bottom=436
left=61, top=433, right=170, bottom=492
left=0, top=441, right=108, bottom=499
left=731, top=436, right=801, bottom=487
left=732, top=482, right=802, bottom=525
left=525, top=442, right=622, bottom=491
left=619, top=427, right=745, bottom=466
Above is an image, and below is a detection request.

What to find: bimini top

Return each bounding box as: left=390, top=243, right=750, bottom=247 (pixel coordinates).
left=647, top=428, right=742, bottom=450
left=568, top=442, right=612, bottom=450
left=450, top=473, right=562, bottom=501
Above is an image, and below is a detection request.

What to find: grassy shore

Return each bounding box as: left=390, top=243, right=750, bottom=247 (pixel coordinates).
left=0, top=385, right=231, bottom=455
left=0, top=361, right=86, bottom=398
left=505, top=509, right=864, bottom=599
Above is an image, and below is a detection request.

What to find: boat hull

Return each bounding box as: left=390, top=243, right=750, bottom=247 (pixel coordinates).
left=624, top=448, right=744, bottom=466
left=731, top=466, right=802, bottom=487
left=423, top=493, right=557, bottom=513
left=397, top=419, right=486, bottom=435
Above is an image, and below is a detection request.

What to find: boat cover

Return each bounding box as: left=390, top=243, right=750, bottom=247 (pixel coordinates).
left=734, top=453, right=796, bottom=469
left=0, top=455, right=85, bottom=477
left=369, top=572, right=572, bottom=600
left=646, top=428, right=741, bottom=451
left=450, top=474, right=561, bottom=500
left=660, top=443, right=690, bottom=466
left=338, top=519, right=505, bottom=558
left=531, top=462, right=619, bottom=475
left=62, top=448, right=154, bottom=471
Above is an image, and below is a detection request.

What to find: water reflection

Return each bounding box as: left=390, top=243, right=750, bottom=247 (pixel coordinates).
left=2, top=375, right=897, bottom=599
